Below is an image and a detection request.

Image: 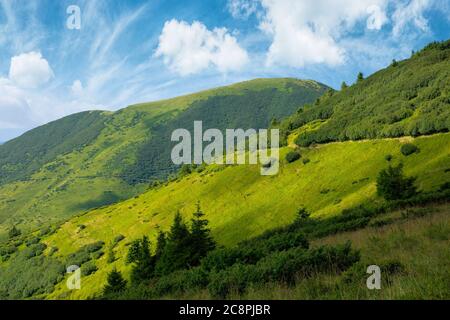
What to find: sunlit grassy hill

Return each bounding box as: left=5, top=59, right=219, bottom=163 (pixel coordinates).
left=42, top=132, right=450, bottom=299
left=0, top=78, right=327, bottom=238
left=0, top=40, right=449, bottom=300
left=276, top=40, right=450, bottom=146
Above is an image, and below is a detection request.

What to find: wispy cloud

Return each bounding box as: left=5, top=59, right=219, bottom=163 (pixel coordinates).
left=0, top=0, right=448, bottom=142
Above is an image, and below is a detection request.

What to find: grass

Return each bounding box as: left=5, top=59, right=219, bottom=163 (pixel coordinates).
left=236, top=203, right=450, bottom=300
left=40, top=132, right=450, bottom=299
left=0, top=78, right=327, bottom=239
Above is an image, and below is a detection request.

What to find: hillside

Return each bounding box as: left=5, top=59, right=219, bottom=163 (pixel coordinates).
left=7, top=132, right=445, bottom=299
left=276, top=40, right=450, bottom=146
left=0, top=40, right=449, bottom=300
left=0, top=78, right=328, bottom=238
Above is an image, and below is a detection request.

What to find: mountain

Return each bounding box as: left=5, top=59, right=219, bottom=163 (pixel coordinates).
left=0, top=40, right=449, bottom=300
left=0, top=78, right=328, bottom=238
left=276, top=40, right=450, bottom=146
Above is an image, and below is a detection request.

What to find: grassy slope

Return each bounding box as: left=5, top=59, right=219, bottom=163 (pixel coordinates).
left=277, top=40, right=450, bottom=147
left=171, top=203, right=449, bottom=300
left=237, top=203, right=450, bottom=300
left=42, top=132, right=450, bottom=299
left=0, top=78, right=326, bottom=238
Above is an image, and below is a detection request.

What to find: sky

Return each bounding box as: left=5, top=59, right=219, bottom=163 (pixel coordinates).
left=0, top=0, right=449, bottom=142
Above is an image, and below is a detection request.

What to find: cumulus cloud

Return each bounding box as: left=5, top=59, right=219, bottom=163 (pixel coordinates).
left=155, top=19, right=249, bottom=76
left=258, top=0, right=390, bottom=68
left=9, top=51, right=54, bottom=88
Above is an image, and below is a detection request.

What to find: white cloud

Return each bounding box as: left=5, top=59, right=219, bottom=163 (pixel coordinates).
left=155, top=19, right=249, bottom=76
left=0, top=78, right=35, bottom=130
left=392, top=0, right=432, bottom=37
left=70, top=80, right=84, bottom=96
left=258, top=0, right=390, bottom=68
left=367, top=5, right=389, bottom=30
left=9, top=51, right=54, bottom=88
left=228, top=0, right=259, bottom=19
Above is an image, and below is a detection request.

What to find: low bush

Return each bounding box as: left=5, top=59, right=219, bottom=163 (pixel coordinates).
left=208, top=242, right=360, bottom=298
left=286, top=151, right=301, bottom=163
left=400, top=143, right=419, bottom=156
left=113, top=234, right=125, bottom=246
left=66, top=241, right=105, bottom=267
left=82, top=261, right=98, bottom=276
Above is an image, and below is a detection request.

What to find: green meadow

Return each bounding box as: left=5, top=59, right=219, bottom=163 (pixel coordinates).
left=0, top=78, right=327, bottom=239
left=42, top=132, right=450, bottom=299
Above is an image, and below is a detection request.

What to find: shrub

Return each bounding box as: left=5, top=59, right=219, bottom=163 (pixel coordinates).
left=92, top=251, right=104, bottom=260
left=26, top=237, right=41, bottom=246
left=376, top=164, right=417, bottom=200
left=208, top=242, right=360, bottom=298
left=400, top=143, right=419, bottom=156
left=439, top=182, right=450, bottom=191
left=66, top=241, right=104, bottom=266
left=294, top=207, right=310, bottom=225
left=113, top=234, right=125, bottom=246
left=302, top=158, right=311, bottom=165
left=107, top=246, right=116, bottom=264
left=8, top=226, right=21, bottom=239
left=82, top=261, right=98, bottom=276
left=22, top=243, right=47, bottom=259
left=385, top=154, right=393, bottom=161
left=285, top=151, right=301, bottom=163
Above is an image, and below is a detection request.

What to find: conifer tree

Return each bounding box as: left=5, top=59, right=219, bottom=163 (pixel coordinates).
left=357, top=72, right=364, bottom=82
left=155, top=230, right=167, bottom=259
left=154, top=212, right=192, bottom=275
left=190, top=202, right=216, bottom=265
left=131, top=236, right=155, bottom=284
left=103, top=268, right=127, bottom=296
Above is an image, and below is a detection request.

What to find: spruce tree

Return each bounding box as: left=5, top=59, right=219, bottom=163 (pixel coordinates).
left=154, top=212, right=192, bottom=275
left=103, top=268, right=127, bottom=296
left=357, top=72, right=364, bottom=82
left=190, top=202, right=216, bottom=265
left=341, top=81, right=348, bottom=90
left=155, top=230, right=167, bottom=259
left=130, top=236, right=155, bottom=284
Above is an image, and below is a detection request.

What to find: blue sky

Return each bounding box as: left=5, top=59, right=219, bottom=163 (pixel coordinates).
left=0, top=0, right=449, bottom=142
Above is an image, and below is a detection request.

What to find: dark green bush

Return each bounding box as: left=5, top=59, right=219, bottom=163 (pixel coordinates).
left=0, top=248, right=65, bottom=298
left=208, top=242, right=360, bottom=298
left=66, top=241, right=104, bottom=266
left=26, top=237, right=41, bottom=246
left=8, top=226, right=21, bottom=239
left=376, top=164, right=417, bottom=200
left=400, top=143, right=419, bottom=156
left=113, top=234, right=125, bottom=246
left=23, top=243, right=47, bottom=259
left=286, top=151, right=301, bottom=163
left=439, top=182, right=450, bottom=191
left=82, top=261, right=98, bottom=276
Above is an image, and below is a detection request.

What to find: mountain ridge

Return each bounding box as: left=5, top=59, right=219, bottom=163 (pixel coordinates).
left=0, top=77, right=328, bottom=237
